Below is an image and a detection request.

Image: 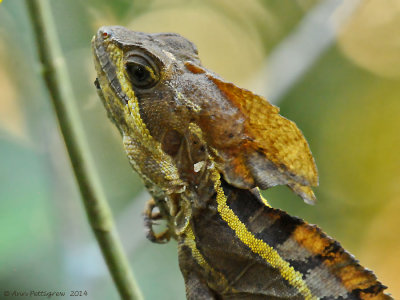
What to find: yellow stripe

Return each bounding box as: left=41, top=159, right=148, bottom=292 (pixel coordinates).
left=183, top=223, right=230, bottom=291
left=210, top=169, right=317, bottom=300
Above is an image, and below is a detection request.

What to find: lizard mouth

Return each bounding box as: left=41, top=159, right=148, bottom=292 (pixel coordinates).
left=92, top=77, right=109, bottom=114
left=91, top=32, right=132, bottom=134
left=91, top=32, right=128, bottom=106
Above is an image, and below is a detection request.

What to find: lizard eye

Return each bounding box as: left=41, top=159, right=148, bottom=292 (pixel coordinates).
left=125, top=55, right=159, bottom=89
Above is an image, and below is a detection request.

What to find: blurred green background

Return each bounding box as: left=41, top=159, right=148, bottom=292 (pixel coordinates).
left=1, top=0, right=399, bottom=299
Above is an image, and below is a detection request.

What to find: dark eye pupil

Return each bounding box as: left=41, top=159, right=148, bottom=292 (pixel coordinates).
left=132, top=65, right=148, bottom=81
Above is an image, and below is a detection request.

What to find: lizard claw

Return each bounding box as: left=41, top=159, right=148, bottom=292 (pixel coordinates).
left=144, top=198, right=171, bottom=244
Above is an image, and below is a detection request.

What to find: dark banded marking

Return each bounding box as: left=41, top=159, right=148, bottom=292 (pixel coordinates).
left=190, top=205, right=302, bottom=298
left=223, top=179, right=303, bottom=248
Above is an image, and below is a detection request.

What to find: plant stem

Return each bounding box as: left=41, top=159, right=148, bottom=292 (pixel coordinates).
left=25, top=1, right=143, bottom=299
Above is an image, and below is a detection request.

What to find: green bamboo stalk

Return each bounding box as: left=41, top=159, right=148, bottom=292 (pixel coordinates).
left=25, top=1, right=143, bottom=299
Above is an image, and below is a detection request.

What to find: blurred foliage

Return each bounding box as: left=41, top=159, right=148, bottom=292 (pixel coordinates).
left=0, top=0, right=399, bottom=299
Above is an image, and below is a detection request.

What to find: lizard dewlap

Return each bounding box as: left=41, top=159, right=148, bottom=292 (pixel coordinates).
left=92, top=26, right=392, bottom=300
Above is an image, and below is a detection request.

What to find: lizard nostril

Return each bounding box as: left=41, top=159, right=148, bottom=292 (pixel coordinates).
left=94, top=78, right=100, bottom=89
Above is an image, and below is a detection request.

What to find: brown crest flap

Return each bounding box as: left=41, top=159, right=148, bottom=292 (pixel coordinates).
left=208, top=74, right=318, bottom=203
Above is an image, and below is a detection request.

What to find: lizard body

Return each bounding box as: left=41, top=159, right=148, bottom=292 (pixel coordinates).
left=92, top=26, right=391, bottom=300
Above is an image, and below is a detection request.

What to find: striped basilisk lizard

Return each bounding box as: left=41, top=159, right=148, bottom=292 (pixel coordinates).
left=92, top=26, right=392, bottom=300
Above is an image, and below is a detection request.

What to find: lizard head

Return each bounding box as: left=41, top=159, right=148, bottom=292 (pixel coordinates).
left=92, top=25, right=200, bottom=136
